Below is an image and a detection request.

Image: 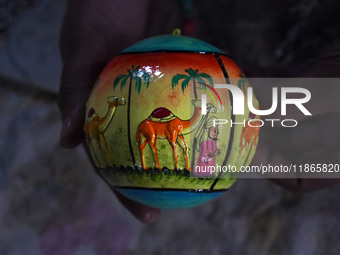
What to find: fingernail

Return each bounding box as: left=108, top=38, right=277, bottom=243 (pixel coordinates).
left=60, top=118, right=71, bottom=147
left=142, top=212, right=156, bottom=223
left=141, top=209, right=161, bottom=224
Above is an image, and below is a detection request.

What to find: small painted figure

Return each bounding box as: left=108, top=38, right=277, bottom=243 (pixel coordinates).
left=195, top=125, right=220, bottom=177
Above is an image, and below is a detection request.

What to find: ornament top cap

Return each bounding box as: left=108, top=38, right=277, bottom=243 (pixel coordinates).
left=121, top=28, right=224, bottom=54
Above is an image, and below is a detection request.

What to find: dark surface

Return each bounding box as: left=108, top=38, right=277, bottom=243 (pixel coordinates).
left=0, top=0, right=339, bottom=254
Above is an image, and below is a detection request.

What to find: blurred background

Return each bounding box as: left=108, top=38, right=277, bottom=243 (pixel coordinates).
left=0, top=0, right=340, bottom=254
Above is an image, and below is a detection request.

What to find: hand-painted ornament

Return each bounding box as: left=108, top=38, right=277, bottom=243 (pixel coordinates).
left=84, top=30, right=260, bottom=209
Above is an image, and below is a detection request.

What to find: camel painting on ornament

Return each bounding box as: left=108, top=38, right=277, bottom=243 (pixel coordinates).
left=84, top=96, right=126, bottom=168
left=83, top=31, right=261, bottom=208
left=137, top=100, right=216, bottom=170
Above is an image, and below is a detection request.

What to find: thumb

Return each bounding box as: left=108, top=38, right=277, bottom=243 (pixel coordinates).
left=58, top=60, right=106, bottom=148
left=300, top=36, right=340, bottom=77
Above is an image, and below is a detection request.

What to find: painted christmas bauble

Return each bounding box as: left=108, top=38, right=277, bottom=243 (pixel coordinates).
left=84, top=30, right=260, bottom=209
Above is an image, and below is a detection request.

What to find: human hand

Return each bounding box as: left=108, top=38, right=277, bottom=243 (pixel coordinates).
left=246, top=37, right=340, bottom=192
left=58, top=0, right=181, bottom=223
left=208, top=151, right=215, bottom=157
left=208, top=149, right=220, bottom=157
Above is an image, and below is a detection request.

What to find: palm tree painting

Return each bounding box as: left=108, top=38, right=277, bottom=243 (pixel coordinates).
left=113, top=65, right=150, bottom=94
left=113, top=65, right=151, bottom=166
left=171, top=68, right=213, bottom=100
left=171, top=68, right=214, bottom=171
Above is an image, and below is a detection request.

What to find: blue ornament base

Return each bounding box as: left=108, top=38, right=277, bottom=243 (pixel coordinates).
left=115, top=187, right=226, bottom=209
